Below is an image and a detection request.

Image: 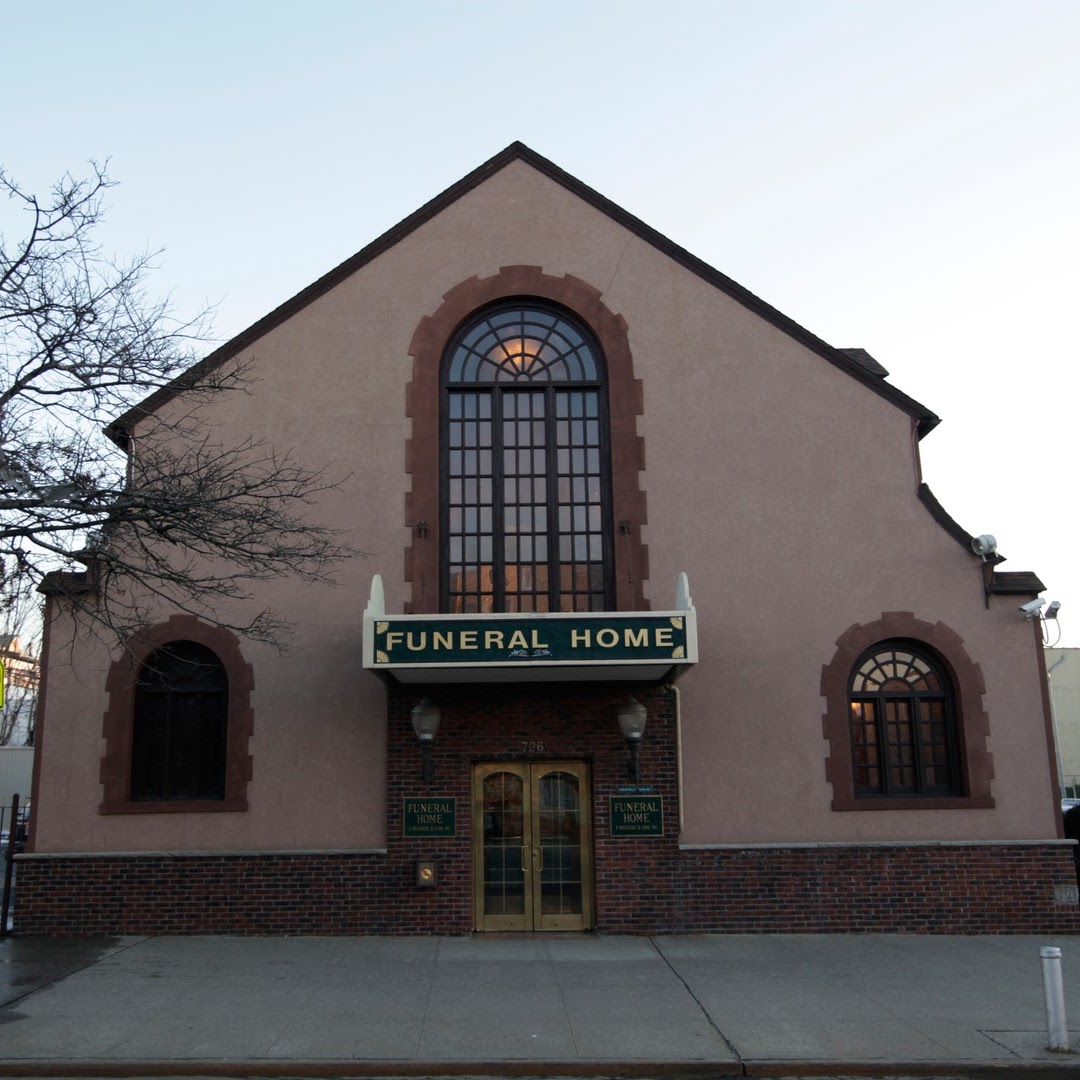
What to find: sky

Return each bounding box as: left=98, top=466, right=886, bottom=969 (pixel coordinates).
left=3, top=0, right=1079, bottom=646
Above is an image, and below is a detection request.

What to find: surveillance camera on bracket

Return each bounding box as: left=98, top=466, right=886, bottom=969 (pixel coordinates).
left=1019, top=598, right=1046, bottom=620
left=972, top=534, right=997, bottom=558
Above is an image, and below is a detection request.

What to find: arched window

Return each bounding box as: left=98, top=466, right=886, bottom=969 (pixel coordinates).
left=440, top=303, right=614, bottom=613
left=848, top=641, right=961, bottom=798
left=131, top=641, right=228, bottom=801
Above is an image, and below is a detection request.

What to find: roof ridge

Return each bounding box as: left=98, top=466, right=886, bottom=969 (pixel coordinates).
left=106, top=141, right=939, bottom=446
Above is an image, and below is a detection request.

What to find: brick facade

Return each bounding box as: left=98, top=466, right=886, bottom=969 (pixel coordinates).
left=15, top=681, right=1080, bottom=935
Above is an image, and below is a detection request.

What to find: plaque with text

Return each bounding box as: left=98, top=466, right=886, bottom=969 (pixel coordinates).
left=610, top=794, right=664, bottom=837
left=403, top=797, right=456, bottom=837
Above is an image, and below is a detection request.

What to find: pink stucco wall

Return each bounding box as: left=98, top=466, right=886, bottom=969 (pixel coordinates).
left=32, top=159, right=1058, bottom=854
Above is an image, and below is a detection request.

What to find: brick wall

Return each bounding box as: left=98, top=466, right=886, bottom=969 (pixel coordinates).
left=15, top=682, right=1080, bottom=935
left=671, top=843, right=1080, bottom=935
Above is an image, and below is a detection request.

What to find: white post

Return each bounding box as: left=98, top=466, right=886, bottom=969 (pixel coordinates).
left=1040, top=946, right=1069, bottom=1051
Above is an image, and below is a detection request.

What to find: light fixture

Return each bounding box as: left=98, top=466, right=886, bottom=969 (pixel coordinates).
left=972, top=534, right=997, bottom=559
left=410, top=698, right=441, bottom=784
left=617, top=697, right=648, bottom=783
left=1046, top=601, right=1061, bottom=621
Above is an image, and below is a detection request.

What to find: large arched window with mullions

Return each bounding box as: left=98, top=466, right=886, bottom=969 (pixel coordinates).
left=848, top=641, right=962, bottom=798
left=441, top=303, right=614, bottom=613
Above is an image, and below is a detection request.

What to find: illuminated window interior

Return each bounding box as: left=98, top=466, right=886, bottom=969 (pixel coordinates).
left=441, top=305, right=613, bottom=613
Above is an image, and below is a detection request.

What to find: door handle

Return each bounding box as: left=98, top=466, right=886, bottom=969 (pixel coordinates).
left=534, top=845, right=543, bottom=872
left=521, top=846, right=530, bottom=872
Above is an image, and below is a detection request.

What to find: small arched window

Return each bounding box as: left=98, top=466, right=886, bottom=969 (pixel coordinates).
left=440, top=303, right=614, bottom=613
left=848, top=641, right=961, bottom=798
left=131, top=641, right=228, bottom=801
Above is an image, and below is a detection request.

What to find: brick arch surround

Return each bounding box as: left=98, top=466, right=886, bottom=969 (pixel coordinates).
left=99, top=614, right=254, bottom=813
left=820, top=611, right=995, bottom=811
left=404, top=266, right=648, bottom=613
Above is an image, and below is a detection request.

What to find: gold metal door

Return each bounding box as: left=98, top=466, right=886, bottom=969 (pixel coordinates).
left=472, top=761, right=593, bottom=932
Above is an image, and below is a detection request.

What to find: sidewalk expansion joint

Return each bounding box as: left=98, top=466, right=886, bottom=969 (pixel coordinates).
left=648, top=933, right=743, bottom=1062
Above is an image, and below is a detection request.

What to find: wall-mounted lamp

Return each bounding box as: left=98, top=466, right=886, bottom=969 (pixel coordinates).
left=617, top=697, right=648, bottom=782
left=411, top=698, right=441, bottom=783
left=1046, top=600, right=1062, bottom=621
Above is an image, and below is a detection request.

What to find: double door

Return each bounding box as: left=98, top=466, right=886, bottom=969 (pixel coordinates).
left=472, top=761, right=593, bottom=931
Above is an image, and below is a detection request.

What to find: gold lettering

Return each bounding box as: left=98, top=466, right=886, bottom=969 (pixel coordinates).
left=530, top=629, right=549, bottom=649
left=596, top=628, right=618, bottom=648
left=624, top=627, right=648, bottom=648
left=406, top=632, right=427, bottom=651
left=459, top=631, right=478, bottom=649
left=571, top=629, right=591, bottom=648
left=433, top=631, right=453, bottom=650
left=385, top=632, right=404, bottom=650
left=655, top=628, right=673, bottom=647
left=507, top=630, right=529, bottom=649
left=484, top=630, right=505, bottom=650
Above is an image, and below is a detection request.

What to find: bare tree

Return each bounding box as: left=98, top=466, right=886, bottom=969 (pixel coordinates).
left=1, top=163, right=354, bottom=646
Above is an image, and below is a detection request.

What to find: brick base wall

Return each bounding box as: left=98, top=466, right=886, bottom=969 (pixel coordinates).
left=15, top=842, right=1080, bottom=936
left=672, top=843, right=1080, bottom=935
left=16, top=682, right=1080, bottom=935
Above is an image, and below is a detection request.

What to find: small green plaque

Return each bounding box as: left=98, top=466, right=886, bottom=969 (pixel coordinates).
left=610, top=794, right=664, bottom=837
left=403, top=797, right=456, bottom=837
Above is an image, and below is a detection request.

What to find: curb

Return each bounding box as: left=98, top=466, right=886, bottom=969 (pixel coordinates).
left=0, top=1061, right=1079, bottom=1079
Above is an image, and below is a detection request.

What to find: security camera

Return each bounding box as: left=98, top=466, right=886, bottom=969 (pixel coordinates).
left=972, top=534, right=997, bottom=558
left=1019, top=598, right=1046, bottom=620
left=1046, top=600, right=1061, bottom=620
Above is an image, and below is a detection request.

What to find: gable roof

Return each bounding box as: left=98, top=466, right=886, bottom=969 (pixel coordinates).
left=106, top=141, right=940, bottom=448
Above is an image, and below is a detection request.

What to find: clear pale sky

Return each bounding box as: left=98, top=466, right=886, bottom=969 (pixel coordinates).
left=4, top=0, right=1078, bottom=645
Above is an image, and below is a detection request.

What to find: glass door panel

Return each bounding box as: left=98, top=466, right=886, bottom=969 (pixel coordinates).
left=534, top=769, right=585, bottom=930
left=482, top=770, right=526, bottom=922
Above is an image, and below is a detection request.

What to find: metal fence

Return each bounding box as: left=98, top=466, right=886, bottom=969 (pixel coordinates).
left=1, top=794, right=30, bottom=936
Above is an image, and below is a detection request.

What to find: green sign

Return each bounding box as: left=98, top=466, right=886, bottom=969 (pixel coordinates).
left=610, top=795, right=664, bottom=837
left=373, top=615, right=687, bottom=666
left=403, top=797, right=456, bottom=837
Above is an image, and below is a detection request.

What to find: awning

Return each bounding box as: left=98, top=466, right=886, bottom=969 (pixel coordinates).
left=362, top=574, right=698, bottom=684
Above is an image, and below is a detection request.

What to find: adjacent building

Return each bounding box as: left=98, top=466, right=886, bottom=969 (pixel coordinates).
left=17, top=144, right=1076, bottom=935
left=1, top=636, right=37, bottom=748
left=1048, top=648, right=1080, bottom=797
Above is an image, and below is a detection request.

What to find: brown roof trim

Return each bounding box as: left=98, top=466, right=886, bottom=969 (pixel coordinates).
left=838, top=347, right=889, bottom=378
left=917, top=483, right=1046, bottom=594
left=916, top=483, right=994, bottom=557
left=107, top=141, right=940, bottom=447
left=37, top=569, right=97, bottom=597
left=989, top=570, right=1046, bottom=596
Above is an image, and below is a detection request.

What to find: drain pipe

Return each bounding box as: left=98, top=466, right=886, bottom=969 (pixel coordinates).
left=668, top=681, right=684, bottom=831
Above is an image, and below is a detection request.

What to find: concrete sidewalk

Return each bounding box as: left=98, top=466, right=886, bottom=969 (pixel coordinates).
left=2, top=933, right=1080, bottom=1077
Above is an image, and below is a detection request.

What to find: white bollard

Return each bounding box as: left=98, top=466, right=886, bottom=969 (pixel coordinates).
left=1040, top=946, right=1069, bottom=1051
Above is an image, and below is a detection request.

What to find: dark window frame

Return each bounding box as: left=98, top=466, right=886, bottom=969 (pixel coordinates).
left=820, top=611, right=994, bottom=811
left=100, top=615, right=253, bottom=814
left=847, top=640, right=962, bottom=799
left=438, top=300, right=616, bottom=614
left=130, top=641, right=229, bottom=802
left=403, top=266, right=649, bottom=615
